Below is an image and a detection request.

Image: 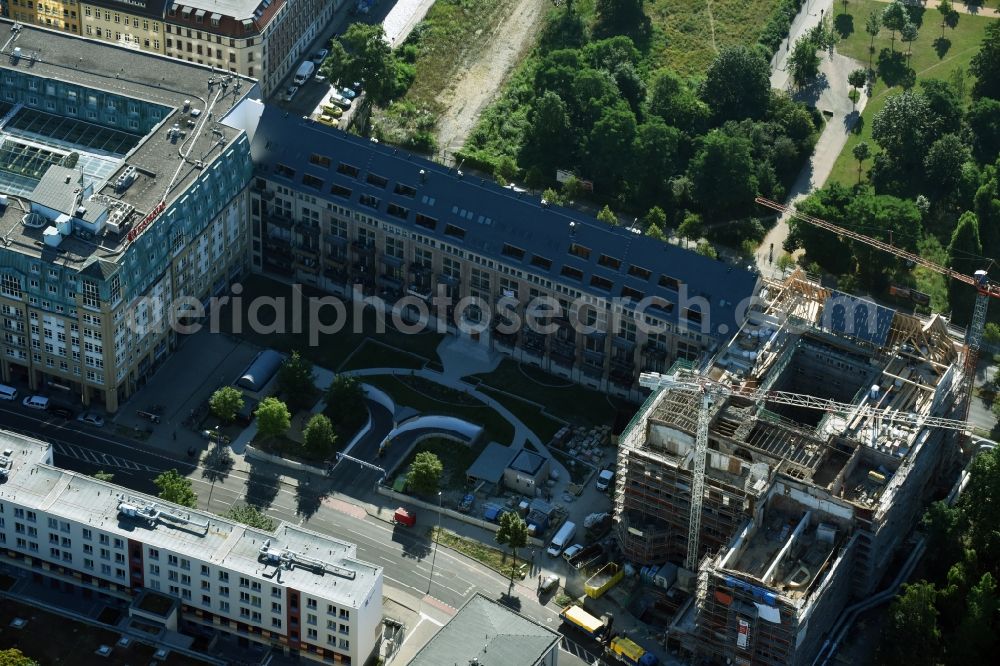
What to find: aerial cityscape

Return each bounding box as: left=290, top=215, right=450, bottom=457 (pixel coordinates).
left=0, top=0, right=997, bottom=665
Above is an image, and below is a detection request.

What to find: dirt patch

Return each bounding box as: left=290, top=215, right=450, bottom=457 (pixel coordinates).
left=434, top=0, right=549, bottom=161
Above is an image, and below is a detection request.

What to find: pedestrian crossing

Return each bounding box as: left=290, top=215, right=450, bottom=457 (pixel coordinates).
left=52, top=440, right=161, bottom=473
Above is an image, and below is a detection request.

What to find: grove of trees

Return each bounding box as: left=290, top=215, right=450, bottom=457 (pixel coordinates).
left=877, top=446, right=1000, bottom=664
left=461, top=1, right=821, bottom=244
left=786, top=22, right=1000, bottom=325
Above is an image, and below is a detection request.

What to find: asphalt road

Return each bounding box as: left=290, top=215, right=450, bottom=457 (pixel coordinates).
left=0, top=403, right=599, bottom=664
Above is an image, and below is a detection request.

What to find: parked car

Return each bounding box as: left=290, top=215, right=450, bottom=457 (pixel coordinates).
left=596, top=469, right=615, bottom=491
left=320, top=103, right=343, bottom=117
left=283, top=85, right=300, bottom=102
left=562, top=544, right=584, bottom=562
left=22, top=395, right=49, bottom=410
left=311, top=48, right=329, bottom=65
left=538, top=574, right=560, bottom=594
left=50, top=406, right=74, bottom=419
left=340, top=86, right=357, bottom=100
left=328, top=92, right=351, bottom=108
left=317, top=114, right=338, bottom=127
left=77, top=411, right=105, bottom=427
left=315, top=72, right=328, bottom=84
left=392, top=507, right=416, bottom=527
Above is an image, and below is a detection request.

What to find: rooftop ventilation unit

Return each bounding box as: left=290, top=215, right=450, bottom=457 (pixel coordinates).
left=258, top=540, right=357, bottom=580
left=114, top=166, right=137, bottom=193
left=21, top=213, right=46, bottom=229
left=118, top=497, right=209, bottom=531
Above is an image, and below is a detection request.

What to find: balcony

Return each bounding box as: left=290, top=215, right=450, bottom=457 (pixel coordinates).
left=324, top=253, right=347, bottom=268
left=407, top=283, right=432, bottom=300
left=294, top=243, right=319, bottom=258
left=351, top=240, right=376, bottom=255
left=520, top=330, right=545, bottom=356
left=643, top=342, right=668, bottom=359
left=264, top=213, right=293, bottom=229
left=323, top=267, right=348, bottom=283
left=409, top=263, right=431, bottom=276
left=294, top=257, right=319, bottom=274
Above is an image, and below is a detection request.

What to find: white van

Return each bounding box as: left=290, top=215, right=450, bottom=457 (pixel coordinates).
left=0, top=384, right=17, bottom=400
left=547, top=520, right=577, bottom=557
left=22, top=395, right=49, bottom=410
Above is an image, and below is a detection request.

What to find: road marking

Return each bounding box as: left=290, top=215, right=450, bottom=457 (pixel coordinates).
left=51, top=440, right=161, bottom=472
left=422, top=594, right=457, bottom=616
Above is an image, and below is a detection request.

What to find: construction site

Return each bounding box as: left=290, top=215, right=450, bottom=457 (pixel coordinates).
left=611, top=268, right=970, bottom=666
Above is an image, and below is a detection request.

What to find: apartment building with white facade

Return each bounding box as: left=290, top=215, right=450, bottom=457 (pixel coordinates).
left=0, top=430, right=383, bottom=664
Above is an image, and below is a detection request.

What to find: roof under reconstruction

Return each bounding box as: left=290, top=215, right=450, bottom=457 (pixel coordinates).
left=633, top=269, right=960, bottom=511
left=0, top=20, right=254, bottom=264
left=0, top=430, right=381, bottom=606
left=408, top=592, right=560, bottom=666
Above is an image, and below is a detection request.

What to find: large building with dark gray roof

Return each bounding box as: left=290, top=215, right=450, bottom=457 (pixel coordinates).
left=226, top=103, right=760, bottom=399
left=407, top=592, right=560, bottom=666
left=0, top=19, right=255, bottom=411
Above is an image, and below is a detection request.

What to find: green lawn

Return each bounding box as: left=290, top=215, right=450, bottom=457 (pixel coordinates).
left=431, top=526, right=527, bottom=580
left=341, top=339, right=428, bottom=371
left=219, top=275, right=443, bottom=371
left=399, top=436, right=493, bottom=491
left=479, top=386, right=565, bottom=443
left=471, top=359, right=635, bottom=429
left=646, top=0, right=785, bottom=76
left=363, top=374, right=516, bottom=445
left=828, top=0, right=996, bottom=186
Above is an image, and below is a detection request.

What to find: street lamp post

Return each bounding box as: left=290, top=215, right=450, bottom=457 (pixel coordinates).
left=426, top=491, right=442, bottom=594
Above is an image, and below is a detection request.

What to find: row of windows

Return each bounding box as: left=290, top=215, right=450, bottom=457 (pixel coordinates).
left=82, top=8, right=158, bottom=32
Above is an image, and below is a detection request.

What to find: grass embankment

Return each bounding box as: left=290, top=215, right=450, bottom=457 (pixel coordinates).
left=827, top=0, right=995, bottom=186
left=431, top=526, right=528, bottom=580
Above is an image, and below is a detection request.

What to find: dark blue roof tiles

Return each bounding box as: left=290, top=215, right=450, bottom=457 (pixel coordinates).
left=250, top=108, right=759, bottom=338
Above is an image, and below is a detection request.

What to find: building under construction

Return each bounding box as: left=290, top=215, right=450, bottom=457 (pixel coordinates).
left=612, top=270, right=965, bottom=665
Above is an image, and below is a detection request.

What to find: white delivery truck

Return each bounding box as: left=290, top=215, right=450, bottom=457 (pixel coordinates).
left=547, top=521, right=577, bottom=557
left=293, top=61, right=315, bottom=85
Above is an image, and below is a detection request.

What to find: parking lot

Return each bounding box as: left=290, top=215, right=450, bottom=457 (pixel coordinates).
left=113, top=331, right=260, bottom=454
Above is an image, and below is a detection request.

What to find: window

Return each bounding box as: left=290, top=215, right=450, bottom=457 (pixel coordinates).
left=201, top=565, right=210, bottom=577
left=148, top=548, right=159, bottom=560
left=658, top=274, right=680, bottom=291
left=415, top=213, right=437, bottom=231
left=308, top=153, right=331, bottom=168
left=307, top=599, right=317, bottom=610
left=359, top=194, right=380, bottom=209
left=531, top=255, right=552, bottom=270
left=386, top=203, right=408, bottom=220
left=302, top=174, right=323, bottom=190
left=683, top=308, right=702, bottom=324
left=568, top=243, right=591, bottom=260
left=239, top=576, right=250, bottom=588
left=275, top=164, right=296, bottom=179
left=590, top=275, right=613, bottom=291
left=271, top=602, right=282, bottom=613
left=219, top=601, right=230, bottom=613
left=336, top=163, right=359, bottom=178
left=561, top=266, right=584, bottom=281
left=149, top=564, right=160, bottom=576
left=307, top=613, right=317, bottom=625
left=598, top=254, right=622, bottom=269
left=307, top=628, right=318, bottom=640
left=628, top=265, right=652, bottom=280
left=501, top=244, right=525, bottom=260
left=168, top=555, right=178, bottom=566
left=330, top=184, right=352, bottom=199
left=272, top=618, right=282, bottom=629
left=366, top=172, right=389, bottom=188
left=621, top=286, right=644, bottom=300
left=114, top=538, right=124, bottom=549
left=444, top=224, right=465, bottom=240
left=218, top=571, right=229, bottom=582
left=394, top=182, right=417, bottom=198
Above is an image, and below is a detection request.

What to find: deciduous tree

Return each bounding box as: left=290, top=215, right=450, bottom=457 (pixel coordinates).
left=407, top=451, right=443, bottom=496
left=154, top=469, right=197, bottom=508
left=882, top=1, right=908, bottom=53
left=0, top=649, right=38, bottom=666
left=865, top=9, right=883, bottom=69
left=596, top=205, right=618, bottom=226
left=519, top=91, right=574, bottom=179
left=92, top=470, right=115, bottom=482
left=256, top=397, right=291, bottom=441
left=901, top=21, right=918, bottom=62
left=946, top=211, right=983, bottom=326
left=848, top=69, right=867, bottom=110
left=303, top=413, right=337, bottom=459
left=700, top=46, right=771, bottom=122
left=593, top=0, right=650, bottom=40
left=688, top=130, right=756, bottom=218
left=585, top=105, right=636, bottom=190
left=872, top=90, right=934, bottom=170
left=277, top=351, right=317, bottom=411
left=226, top=504, right=276, bottom=531
left=924, top=134, right=970, bottom=198
left=209, top=386, right=244, bottom=424
left=970, top=21, right=1000, bottom=100
left=852, top=141, right=871, bottom=183
left=325, top=374, right=365, bottom=425
left=876, top=581, right=942, bottom=666
left=788, top=36, right=822, bottom=88
left=495, top=512, right=529, bottom=593
left=335, top=23, right=405, bottom=106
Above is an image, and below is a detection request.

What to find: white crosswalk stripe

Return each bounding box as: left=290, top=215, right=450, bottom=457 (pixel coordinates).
left=52, top=441, right=161, bottom=473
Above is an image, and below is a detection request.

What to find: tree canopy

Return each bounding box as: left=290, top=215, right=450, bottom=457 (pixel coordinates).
left=700, top=45, right=772, bottom=122
left=209, top=386, right=244, bottom=424
left=154, top=469, right=197, bottom=508
left=407, top=451, right=443, bottom=496
left=325, top=374, right=365, bottom=425
left=226, top=504, right=276, bottom=531
left=256, top=396, right=291, bottom=440
left=303, top=413, right=337, bottom=460
left=0, top=649, right=38, bottom=666
left=277, top=351, right=317, bottom=411
left=323, top=23, right=409, bottom=106
left=495, top=511, right=529, bottom=593
left=970, top=21, right=1000, bottom=100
